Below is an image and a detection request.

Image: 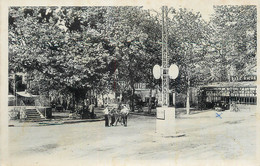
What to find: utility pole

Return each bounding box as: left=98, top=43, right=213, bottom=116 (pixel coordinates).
left=153, top=6, right=179, bottom=136
left=161, top=6, right=170, bottom=107
left=13, top=73, right=17, bottom=106
left=153, top=6, right=179, bottom=107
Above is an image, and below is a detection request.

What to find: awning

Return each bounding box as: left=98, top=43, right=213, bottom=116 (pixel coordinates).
left=8, top=95, right=15, bottom=99
left=16, top=91, right=38, bottom=98
left=201, top=81, right=257, bottom=88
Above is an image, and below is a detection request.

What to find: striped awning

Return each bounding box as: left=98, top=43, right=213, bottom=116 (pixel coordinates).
left=16, top=91, right=38, bottom=98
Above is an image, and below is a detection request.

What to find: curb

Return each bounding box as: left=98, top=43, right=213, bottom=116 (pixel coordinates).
left=9, top=118, right=105, bottom=127
left=63, top=118, right=104, bottom=124
left=129, top=112, right=156, bottom=117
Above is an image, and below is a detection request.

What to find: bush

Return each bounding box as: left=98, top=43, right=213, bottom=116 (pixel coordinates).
left=9, top=107, right=20, bottom=120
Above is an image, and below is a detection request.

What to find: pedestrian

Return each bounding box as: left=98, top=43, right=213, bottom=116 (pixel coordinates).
left=120, top=105, right=129, bottom=127
left=114, top=108, right=121, bottom=126
left=103, top=106, right=110, bottom=127
left=114, top=100, right=122, bottom=126
left=81, top=101, right=88, bottom=119
left=89, top=102, right=95, bottom=119
left=117, top=99, right=122, bottom=110
left=110, top=108, right=116, bottom=126
left=85, top=100, right=90, bottom=115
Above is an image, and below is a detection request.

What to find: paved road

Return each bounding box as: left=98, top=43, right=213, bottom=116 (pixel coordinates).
left=7, top=110, right=257, bottom=165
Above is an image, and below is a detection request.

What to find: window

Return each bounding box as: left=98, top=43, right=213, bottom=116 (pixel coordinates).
left=203, top=86, right=257, bottom=105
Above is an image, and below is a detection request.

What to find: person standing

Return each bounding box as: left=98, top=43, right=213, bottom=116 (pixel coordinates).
left=82, top=100, right=89, bottom=119
left=85, top=100, right=90, bottom=118
left=121, top=105, right=129, bottom=127
left=103, top=106, right=110, bottom=127
left=110, top=108, right=116, bottom=126
left=114, top=100, right=122, bottom=125
left=89, top=102, right=95, bottom=119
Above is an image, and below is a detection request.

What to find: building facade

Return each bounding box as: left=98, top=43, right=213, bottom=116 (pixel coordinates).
left=198, top=79, right=257, bottom=109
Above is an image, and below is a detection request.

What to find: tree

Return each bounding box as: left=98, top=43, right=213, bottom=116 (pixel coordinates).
left=9, top=6, right=163, bottom=112
left=104, top=7, right=161, bottom=111
left=9, top=7, right=113, bottom=111
left=210, top=5, right=257, bottom=81
left=168, top=8, right=211, bottom=114
left=139, top=11, right=161, bottom=113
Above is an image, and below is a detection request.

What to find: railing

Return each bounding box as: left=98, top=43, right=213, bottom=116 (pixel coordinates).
left=34, top=98, right=47, bottom=119
left=35, top=107, right=46, bottom=119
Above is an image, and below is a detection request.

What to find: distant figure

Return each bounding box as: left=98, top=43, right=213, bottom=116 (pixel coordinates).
left=89, top=103, right=95, bottom=119
left=86, top=101, right=90, bottom=112
left=81, top=102, right=89, bottom=119
left=120, top=105, right=130, bottom=127
left=114, top=108, right=122, bottom=126
left=110, top=108, right=116, bottom=126
left=103, top=106, right=110, bottom=127
left=117, top=100, right=122, bottom=110
left=114, top=100, right=123, bottom=125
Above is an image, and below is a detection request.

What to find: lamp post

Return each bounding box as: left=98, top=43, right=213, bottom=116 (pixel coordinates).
left=11, top=71, right=17, bottom=106
left=153, top=6, right=179, bottom=136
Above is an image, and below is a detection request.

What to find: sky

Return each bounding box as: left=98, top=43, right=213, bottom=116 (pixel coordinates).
left=142, top=0, right=258, bottom=21
left=3, top=0, right=258, bottom=22
left=143, top=4, right=214, bottom=21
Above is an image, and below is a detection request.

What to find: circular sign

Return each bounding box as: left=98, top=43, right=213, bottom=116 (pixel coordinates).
left=169, top=64, right=179, bottom=79
left=153, top=65, right=161, bottom=79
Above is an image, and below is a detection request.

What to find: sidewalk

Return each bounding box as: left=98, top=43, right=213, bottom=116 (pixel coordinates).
left=8, top=107, right=106, bottom=127
left=6, top=108, right=212, bottom=127
left=9, top=106, right=255, bottom=127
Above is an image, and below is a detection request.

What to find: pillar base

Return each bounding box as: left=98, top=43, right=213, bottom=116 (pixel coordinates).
left=156, top=106, right=177, bottom=136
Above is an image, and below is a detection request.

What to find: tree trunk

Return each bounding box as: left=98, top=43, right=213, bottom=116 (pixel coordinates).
left=148, top=88, right=152, bottom=114
left=131, top=85, right=135, bottom=112
left=91, top=88, right=94, bottom=104
left=73, top=92, right=76, bottom=112
left=93, top=88, right=97, bottom=107
left=102, top=93, right=104, bottom=107
left=82, top=93, right=85, bottom=109
left=186, top=78, right=190, bottom=115
left=66, top=95, right=70, bottom=110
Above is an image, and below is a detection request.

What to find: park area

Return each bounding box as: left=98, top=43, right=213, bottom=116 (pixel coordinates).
left=7, top=108, right=257, bottom=166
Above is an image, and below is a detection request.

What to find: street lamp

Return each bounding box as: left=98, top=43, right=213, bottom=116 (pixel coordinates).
left=10, top=71, right=17, bottom=106
left=152, top=6, right=179, bottom=136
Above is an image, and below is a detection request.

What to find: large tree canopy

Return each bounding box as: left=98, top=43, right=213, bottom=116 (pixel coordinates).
left=209, top=5, right=257, bottom=81
left=9, top=6, right=162, bottom=110
left=9, top=6, right=257, bottom=111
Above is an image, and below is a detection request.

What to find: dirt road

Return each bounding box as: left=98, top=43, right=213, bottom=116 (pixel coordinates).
left=7, top=109, right=257, bottom=165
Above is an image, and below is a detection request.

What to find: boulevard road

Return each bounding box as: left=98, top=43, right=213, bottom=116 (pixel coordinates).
left=7, top=110, right=258, bottom=165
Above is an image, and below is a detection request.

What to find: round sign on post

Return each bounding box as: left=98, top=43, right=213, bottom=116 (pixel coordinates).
left=153, top=65, right=161, bottom=79
left=169, top=64, right=179, bottom=79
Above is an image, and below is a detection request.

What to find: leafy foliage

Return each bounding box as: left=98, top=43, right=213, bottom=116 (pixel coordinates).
left=9, top=6, right=257, bottom=111
left=209, top=5, right=257, bottom=81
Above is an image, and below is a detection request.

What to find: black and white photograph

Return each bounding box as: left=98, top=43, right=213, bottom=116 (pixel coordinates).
left=0, top=0, right=259, bottom=166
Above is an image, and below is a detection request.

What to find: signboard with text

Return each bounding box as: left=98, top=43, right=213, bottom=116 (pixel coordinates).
left=157, top=109, right=165, bottom=120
